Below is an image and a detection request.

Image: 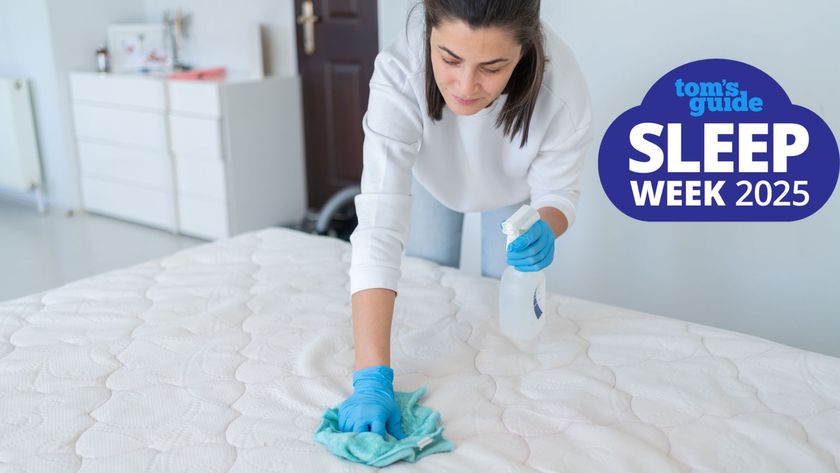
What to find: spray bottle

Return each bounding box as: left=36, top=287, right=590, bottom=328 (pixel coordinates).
left=499, top=205, right=547, bottom=340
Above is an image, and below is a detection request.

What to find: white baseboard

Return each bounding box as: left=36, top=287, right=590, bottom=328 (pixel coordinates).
left=0, top=186, right=59, bottom=213
left=0, top=186, right=37, bottom=205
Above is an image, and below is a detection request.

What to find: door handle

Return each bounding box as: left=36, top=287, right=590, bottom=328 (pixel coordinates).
left=297, top=0, right=320, bottom=55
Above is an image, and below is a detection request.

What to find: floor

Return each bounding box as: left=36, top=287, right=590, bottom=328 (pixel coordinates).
left=0, top=199, right=205, bottom=303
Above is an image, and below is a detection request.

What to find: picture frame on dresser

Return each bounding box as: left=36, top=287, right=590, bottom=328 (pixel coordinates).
left=107, top=23, right=172, bottom=74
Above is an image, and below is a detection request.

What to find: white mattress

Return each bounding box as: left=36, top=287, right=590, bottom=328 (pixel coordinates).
left=1, top=228, right=838, bottom=472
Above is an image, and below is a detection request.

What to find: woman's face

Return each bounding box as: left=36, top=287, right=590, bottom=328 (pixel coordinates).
left=430, top=19, right=523, bottom=116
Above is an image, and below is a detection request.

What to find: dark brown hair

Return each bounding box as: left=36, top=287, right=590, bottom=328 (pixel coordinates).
left=413, top=0, right=546, bottom=148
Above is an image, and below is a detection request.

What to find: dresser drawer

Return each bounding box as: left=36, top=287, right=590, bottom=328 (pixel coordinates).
left=177, top=195, right=229, bottom=240
left=78, top=141, right=171, bottom=191
left=168, top=80, right=221, bottom=117
left=70, top=73, right=166, bottom=111
left=169, top=115, right=224, bottom=160
left=81, top=177, right=174, bottom=229
left=73, top=104, right=167, bottom=150
left=175, top=157, right=226, bottom=200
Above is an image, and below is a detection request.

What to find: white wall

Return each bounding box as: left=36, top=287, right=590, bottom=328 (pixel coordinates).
left=378, top=0, right=840, bottom=356
left=0, top=0, right=298, bottom=211
left=378, top=0, right=415, bottom=53
left=0, top=0, right=146, bottom=210
left=0, top=0, right=62, bottom=206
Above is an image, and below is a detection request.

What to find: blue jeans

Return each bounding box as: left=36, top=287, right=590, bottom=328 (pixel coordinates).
left=404, top=176, right=526, bottom=279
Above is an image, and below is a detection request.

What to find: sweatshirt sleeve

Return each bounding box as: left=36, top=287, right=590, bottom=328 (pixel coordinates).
left=527, top=101, right=593, bottom=230
left=348, top=45, right=423, bottom=296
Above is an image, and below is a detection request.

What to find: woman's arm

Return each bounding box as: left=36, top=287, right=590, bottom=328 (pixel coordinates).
left=537, top=207, right=569, bottom=240
left=537, top=206, right=569, bottom=240
left=352, top=288, right=397, bottom=370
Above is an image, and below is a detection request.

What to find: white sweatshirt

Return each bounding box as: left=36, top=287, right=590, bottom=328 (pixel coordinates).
left=349, top=16, right=592, bottom=295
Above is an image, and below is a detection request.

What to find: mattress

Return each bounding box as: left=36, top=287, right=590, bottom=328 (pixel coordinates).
left=0, top=227, right=838, bottom=472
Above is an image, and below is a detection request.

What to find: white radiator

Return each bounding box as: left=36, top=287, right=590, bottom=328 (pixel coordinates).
left=0, top=77, right=44, bottom=211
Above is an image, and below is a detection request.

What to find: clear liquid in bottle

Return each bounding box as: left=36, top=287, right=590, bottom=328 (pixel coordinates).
left=498, top=205, right=548, bottom=340
left=499, top=266, right=546, bottom=340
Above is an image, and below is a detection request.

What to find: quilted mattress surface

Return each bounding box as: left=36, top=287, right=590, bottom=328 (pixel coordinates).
left=0, top=228, right=838, bottom=472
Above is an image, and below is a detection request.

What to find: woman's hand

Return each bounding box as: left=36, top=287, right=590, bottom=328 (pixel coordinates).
left=506, top=219, right=555, bottom=271
left=338, top=365, right=407, bottom=439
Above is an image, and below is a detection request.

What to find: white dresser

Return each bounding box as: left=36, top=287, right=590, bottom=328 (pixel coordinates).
left=69, top=72, right=307, bottom=240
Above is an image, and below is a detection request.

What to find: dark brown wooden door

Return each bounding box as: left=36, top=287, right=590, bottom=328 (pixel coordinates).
left=295, top=0, right=379, bottom=210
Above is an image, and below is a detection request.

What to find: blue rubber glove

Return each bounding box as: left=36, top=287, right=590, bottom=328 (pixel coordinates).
left=506, top=219, right=555, bottom=271
left=338, top=365, right=407, bottom=439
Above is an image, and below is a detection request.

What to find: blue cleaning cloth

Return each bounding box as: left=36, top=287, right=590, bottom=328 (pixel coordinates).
left=314, top=385, right=454, bottom=466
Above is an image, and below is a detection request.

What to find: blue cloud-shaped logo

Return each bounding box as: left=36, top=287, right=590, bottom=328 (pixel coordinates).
left=598, top=58, right=839, bottom=221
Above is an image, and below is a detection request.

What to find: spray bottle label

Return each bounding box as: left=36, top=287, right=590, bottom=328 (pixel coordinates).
left=532, top=288, right=543, bottom=320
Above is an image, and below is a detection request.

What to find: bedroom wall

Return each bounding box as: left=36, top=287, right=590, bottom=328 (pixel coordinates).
left=0, top=0, right=146, bottom=210
left=0, top=0, right=299, bottom=211
left=378, top=0, right=840, bottom=356
left=0, top=0, right=57, bottom=204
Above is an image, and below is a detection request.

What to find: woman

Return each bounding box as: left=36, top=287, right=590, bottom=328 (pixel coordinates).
left=339, top=0, right=591, bottom=438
